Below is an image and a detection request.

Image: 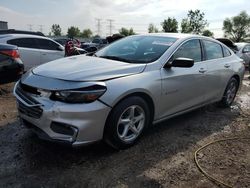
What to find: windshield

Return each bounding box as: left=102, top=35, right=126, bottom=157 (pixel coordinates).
left=95, top=35, right=177, bottom=64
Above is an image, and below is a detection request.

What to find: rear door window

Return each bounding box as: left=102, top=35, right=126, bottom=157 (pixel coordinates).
left=203, top=40, right=223, bottom=60
left=36, top=39, right=59, bottom=51
left=7, top=38, right=38, bottom=49
left=222, top=46, right=231, bottom=57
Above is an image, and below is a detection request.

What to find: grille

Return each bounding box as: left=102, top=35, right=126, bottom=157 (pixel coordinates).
left=16, top=83, right=43, bottom=119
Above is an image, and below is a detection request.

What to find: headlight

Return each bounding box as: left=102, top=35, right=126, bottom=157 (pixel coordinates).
left=51, top=86, right=106, bottom=103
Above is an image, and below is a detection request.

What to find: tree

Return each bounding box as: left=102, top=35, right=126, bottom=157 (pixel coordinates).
left=202, top=29, right=214, bottom=37
left=181, top=9, right=208, bottom=34
left=80, top=29, right=93, bottom=38
left=51, top=24, right=62, bottom=36
left=161, top=18, right=178, bottom=32
left=223, top=11, right=250, bottom=42
left=93, top=34, right=100, bottom=38
left=67, top=26, right=80, bottom=38
left=148, top=23, right=159, bottom=33
left=119, top=27, right=135, bottom=36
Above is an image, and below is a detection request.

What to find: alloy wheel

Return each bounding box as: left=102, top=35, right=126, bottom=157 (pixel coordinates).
left=226, top=81, right=237, bottom=104
left=117, top=105, right=145, bottom=143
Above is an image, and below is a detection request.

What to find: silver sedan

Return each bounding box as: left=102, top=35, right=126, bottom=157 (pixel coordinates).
left=14, top=33, right=245, bottom=149
left=235, top=42, right=250, bottom=70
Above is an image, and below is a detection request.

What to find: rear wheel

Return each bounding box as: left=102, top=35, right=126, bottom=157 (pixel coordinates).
left=104, top=96, right=150, bottom=149
left=219, top=77, right=239, bottom=107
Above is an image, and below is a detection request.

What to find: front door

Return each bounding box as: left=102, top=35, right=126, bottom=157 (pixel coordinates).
left=159, top=39, right=208, bottom=119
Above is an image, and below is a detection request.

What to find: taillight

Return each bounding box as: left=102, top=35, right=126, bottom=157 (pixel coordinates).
left=0, top=49, right=20, bottom=58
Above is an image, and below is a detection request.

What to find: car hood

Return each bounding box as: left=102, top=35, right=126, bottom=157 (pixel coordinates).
left=32, top=55, right=146, bottom=81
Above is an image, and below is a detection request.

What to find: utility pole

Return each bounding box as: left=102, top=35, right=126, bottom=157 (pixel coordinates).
left=95, top=18, right=102, bottom=36
left=107, top=19, right=114, bottom=36
left=27, top=24, right=33, bottom=31
left=38, top=25, right=44, bottom=33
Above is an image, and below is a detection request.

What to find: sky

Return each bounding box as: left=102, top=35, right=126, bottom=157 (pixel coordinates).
left=0, top=0, right=249, bottom=37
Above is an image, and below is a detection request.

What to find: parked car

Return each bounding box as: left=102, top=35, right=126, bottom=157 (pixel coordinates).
left=216, top=38, right=250, bottom=69
left=235, top=42, right=250, bottom=70
left=0, top=34, right=64, bottom=70
left=0, top=29, right=44, bottom=36
left=14, top=33, right=245, bottom=149
left=81, top=38, right=108, bottom=51
left=53, top=38, right=69, bottom=46
left=0, top=43, right=24, bottom=84
left=216, top=38, right=238, bottom=53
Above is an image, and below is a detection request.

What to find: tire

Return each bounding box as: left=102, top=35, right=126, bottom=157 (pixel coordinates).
left=219, top=77, right=239, bottom=107
left=104, top=96, right=150, bottom=150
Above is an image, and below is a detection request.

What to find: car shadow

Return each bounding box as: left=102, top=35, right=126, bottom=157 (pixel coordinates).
left=0, top=103, right=241, bottom=187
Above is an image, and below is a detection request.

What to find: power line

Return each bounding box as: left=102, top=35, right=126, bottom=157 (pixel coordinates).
left=38, top=25, right=44, bottom=33
left=27, top=24, right=33, bottom=31
left=107, top=19, right=114, bottom=36
left=95, top=18, right=102, bottom=36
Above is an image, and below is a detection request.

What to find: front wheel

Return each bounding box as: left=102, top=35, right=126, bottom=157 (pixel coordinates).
left=219, top=77, right=239, bottom=107
left=104, top=96, right=150, bottom=149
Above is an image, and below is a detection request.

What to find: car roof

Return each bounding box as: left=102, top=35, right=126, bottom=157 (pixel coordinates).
left=0, top=29, right=44, bottom=36
left=0, top=33, right=54, bottom=40
left=140, top=32, right=196, bottom=39
left=235, top=42, right=249, bottom=46
left=235, top=42, right=249, bottom=49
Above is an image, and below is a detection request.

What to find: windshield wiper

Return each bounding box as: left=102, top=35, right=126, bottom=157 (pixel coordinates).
left=99, top=55, right=132, bottom=63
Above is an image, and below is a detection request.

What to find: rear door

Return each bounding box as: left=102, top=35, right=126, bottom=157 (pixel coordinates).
left=36, top=38, right=64, bottom=64
left=7, top=38, right=40, bottom=70
left=160, top=39, right=208, bottom=118
left=202, top=40, right=234, bottom=102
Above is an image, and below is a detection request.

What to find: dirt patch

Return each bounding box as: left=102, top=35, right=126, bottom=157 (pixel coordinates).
left=196, top=138, right=250, bottom=188
left=0, top=83, right=17, bottom=127
left=0, top=75, right=250, bottom=188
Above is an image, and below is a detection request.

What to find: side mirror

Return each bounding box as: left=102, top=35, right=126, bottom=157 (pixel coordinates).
left=57, top=45, right=64, bottom=51
left=165, top=57, right=194, bottom=68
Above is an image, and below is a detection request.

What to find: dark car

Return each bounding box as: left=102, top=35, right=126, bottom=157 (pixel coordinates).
left=216, top=38, right=238, bottom=53
left=81, top=38, right=108, bottom=51
left=54, top=38, right=69, bottom=46
left=0, top=44, right=24, bottom=84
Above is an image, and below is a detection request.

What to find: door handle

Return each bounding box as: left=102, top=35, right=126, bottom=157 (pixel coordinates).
left=224, top=64, right=230, bottom=68
left=199, top=68, right=207, bottom=73
left=41, top=53, right=47, bottom=55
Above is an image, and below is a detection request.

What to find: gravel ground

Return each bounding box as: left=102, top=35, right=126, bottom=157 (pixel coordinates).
left=0, top=74, right=249, bottom=188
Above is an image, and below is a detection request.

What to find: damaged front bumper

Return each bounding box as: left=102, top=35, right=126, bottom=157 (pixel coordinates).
left=13, top=77, right=111, bottom=146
